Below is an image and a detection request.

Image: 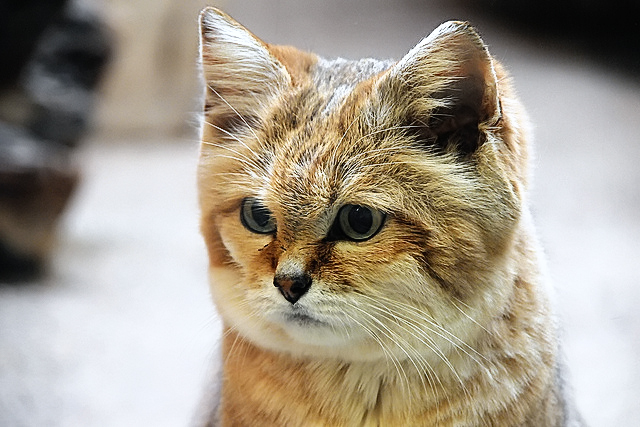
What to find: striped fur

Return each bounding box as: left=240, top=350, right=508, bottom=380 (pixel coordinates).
left=197, top=7, right=579, bottom=426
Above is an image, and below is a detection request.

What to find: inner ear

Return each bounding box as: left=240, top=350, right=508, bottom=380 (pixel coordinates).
left=199, top=7, right=291, bottom=137
left=425, top=75, right=485, bottom=154
left=376, top=21, right=501, bottom=157
left=403, top=77, right=485, bottom=155
left=428, top=107, right=480, bottom=154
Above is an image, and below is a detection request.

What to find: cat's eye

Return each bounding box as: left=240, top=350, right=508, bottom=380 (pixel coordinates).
left=241, top=198, right=276, bottom=234
left=330, top=204, right=386, bottom=242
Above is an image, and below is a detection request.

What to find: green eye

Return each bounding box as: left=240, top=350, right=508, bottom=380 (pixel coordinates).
left=330, top=204, right=386, bottom=241
left=241, top=198, right=276, bottom=234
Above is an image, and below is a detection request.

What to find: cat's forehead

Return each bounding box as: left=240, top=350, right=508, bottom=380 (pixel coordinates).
left=264, top=127, right=360, bottom=215
left=253, top=58, right=410, bottom=214
left=260, top=112, right=399, bottom=227
left=310, top=57, right=393, bottom=116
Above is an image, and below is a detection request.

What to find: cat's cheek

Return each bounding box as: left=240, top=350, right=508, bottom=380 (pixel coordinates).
left=216, top=214, right=270, bottom=270
left=207, top=265, right=243, bottom=317
left=207, top=265, right=285, bottom=343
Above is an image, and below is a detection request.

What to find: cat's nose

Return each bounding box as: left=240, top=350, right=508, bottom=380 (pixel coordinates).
left=273, top=273, right=312, bottom=304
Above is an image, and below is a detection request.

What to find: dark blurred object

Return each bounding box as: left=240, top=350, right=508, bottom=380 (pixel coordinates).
left=0, top=0, right=111, bottom=281
left=24, top=4, right=112, bottom=147
left=0, top=126, right=78, bottom=280
left=466, top=0, right=640, bottom=74
left=0, top=0, right=68, bottom=87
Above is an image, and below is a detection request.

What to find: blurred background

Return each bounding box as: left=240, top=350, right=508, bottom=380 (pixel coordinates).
left=1, top=0, right=638, bottom=425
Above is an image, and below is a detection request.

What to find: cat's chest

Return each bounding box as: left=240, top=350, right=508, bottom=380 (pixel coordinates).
left=220, top=337, right=475, bottom=426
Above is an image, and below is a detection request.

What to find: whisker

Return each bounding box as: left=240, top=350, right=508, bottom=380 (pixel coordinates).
left=202, top=122, right=263, bottom=165
left=351, top=124, right=423, bottom=147
left=203, top=121, right=247, bottom=145
left=355, top=292, right=492, bottom=399
left=207, top=83, right=263, bottom=146
left=342, top=309, right=412, bottom=400
left=367, top=294, right=487, bottom=359
left=450, top=297, right=494, bottom=336
left=353, top=297, right=447, bottom=396
left=221, top=325, right=250, bottom=372
left=347, top=303, right=431, bottom=404
left=201, top=140, right=265, bottom=175
left=337, top=112, right=362, bottom=147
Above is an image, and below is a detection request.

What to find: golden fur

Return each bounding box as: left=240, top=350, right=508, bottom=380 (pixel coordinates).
left=196, top=7, right=579, bottom=426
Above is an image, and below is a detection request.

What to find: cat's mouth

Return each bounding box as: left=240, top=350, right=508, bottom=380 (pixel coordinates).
left=282, top=307, right=324, bottom=326
left=276, top=305, right=358, bottom=348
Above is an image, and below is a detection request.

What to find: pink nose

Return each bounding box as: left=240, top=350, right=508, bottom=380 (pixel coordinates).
left=273, top=273, right=312, bottom=304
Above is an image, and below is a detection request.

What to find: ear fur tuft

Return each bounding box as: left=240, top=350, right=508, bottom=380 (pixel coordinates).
left=375, top=21, right=501, bottom=155
left=199, top=7, right=291, bottom=134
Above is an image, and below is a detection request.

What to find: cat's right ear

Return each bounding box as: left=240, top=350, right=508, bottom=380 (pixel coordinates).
left=372, top=21, right=501, bottom=156
left=199, top=8, right=291, bottom=135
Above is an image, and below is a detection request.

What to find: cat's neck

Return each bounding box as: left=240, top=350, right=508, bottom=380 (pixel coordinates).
left=220, top=329, right=446, bottom=425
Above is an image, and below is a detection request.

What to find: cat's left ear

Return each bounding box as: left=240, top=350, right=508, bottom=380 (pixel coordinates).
left=375, top=21, right=501, bottom=154
left=199, top=8, right=291, bottom=134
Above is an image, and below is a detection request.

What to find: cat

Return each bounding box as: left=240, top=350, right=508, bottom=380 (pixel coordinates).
left=196, top=7, right=582, bottom=426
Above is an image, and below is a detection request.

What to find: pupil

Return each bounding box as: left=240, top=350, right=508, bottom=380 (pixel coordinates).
left=252, top=205, right=270, bottom=227
left=348, top=206, right=372, bottom=234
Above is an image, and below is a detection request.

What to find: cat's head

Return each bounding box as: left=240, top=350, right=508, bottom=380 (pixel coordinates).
left=198, top=8, right=529, bottom=365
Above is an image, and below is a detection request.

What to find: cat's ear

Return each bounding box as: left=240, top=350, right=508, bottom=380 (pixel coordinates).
left=375, top=21, right=500, bottom=155
left=199, top=7, right=291, bottom=134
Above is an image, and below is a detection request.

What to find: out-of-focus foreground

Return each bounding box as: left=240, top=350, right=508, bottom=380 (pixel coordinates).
left=1, top=0, right=638, bottom=426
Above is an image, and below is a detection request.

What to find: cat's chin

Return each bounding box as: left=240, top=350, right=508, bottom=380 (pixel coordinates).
left=275, top=328, right=389, bottom=362
left=228, top=320, right=380, bottom=362
left=271, top=309, right=370, bottom=354
left=233, top=310, right=386, bottom=362
left=281, top=320, right=352, bottom=347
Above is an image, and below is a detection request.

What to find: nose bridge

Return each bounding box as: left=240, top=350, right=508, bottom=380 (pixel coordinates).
left=270, top=141, right=338, bottom=238
left=275, top=244, right=310, bottom=275
left=274, top=200, right=327, bottom=252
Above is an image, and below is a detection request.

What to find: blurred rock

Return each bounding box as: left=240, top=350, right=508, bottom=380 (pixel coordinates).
left=0, top=0, right=67, bottom=87
left=0, top=125, right=78, bottom=280
left=24, top=3, right=111, bottom=146
left=0, top=0, right=110, bottom=279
